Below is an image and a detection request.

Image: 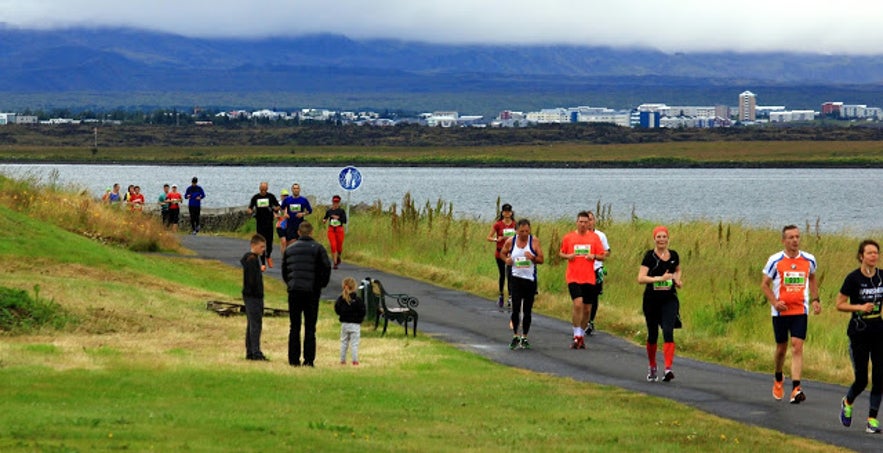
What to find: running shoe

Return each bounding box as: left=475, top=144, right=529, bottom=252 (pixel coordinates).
left=790, top=386, right=806, bottom=404
left=520, top=337, right=531, bottom=350
left=570, top=336, right=580, bottom=349
left=867, top=418, right=881, bottom=434
left=507, top=296, right=512, bottom=308
left=840, top=397, right=853, bottom=427
left=772, top=379, right=784, bottom=401
left=577, top=336, right=586, bottom=349
left=647, top=366, right=658, bottom=382
left=662, top=369, right=675, bottom=382
left=509, top=336, right=520, bottom=350
left=497, top=295, right=504, bottom=308
left=586, top=321, right=595, bottom=336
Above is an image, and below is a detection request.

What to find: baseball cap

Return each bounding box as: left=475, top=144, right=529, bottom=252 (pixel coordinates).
left=501, top=203, right=512, bottom=211
left=332, top=195, right=341, bottom=202
left=281, top=189, right=289, bottom=196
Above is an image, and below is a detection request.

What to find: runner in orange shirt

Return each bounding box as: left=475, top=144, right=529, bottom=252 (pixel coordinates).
left=559, top=211, right=605, bottom=349
left=762, top=225, right=821, bottom=404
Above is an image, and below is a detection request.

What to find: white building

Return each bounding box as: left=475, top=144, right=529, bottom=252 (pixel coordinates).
left=526, top=108, right=568, bottom=124
left=738, top=91, right=756, bottom=122
left=426, top=111, right=459, bottom=127
left=841, top=104, right=883, bottom=120
left=769, top=110, right=817, bottom=123
left=0, top=113, right=16, bottom=125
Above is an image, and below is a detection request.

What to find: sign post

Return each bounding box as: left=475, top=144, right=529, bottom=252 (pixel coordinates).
left=337, top=166, right=362, bottom=233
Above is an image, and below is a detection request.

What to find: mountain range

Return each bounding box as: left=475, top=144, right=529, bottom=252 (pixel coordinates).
left=2, top=26, right=883, bottom=113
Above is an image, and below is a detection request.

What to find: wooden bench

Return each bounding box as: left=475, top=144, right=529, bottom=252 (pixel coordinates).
left=205, top=300, right=289, bottom=318
left=367, top=279, right=419, bottom=337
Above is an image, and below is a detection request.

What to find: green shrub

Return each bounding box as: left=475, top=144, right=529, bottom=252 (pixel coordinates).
left=0, top=285, right=73, bottom=333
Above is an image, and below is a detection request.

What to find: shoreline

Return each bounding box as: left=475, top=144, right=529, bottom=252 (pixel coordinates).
left=3, top=158, right=882, bottom=168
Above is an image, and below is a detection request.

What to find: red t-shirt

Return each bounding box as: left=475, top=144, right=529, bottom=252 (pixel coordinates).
left=492, top=219, right=517, bottom=259
left=560, top=230, right=604, bottom=284
left=166, top=192, right=182, bottom=209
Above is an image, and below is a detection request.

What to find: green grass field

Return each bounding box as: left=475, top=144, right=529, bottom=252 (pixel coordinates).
left=0, top=176, right=852, bottom=451
left=2, top=140, right=883, bottom=166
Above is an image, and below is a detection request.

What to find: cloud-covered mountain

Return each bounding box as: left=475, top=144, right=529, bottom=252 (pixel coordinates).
left=1, top=26, right=882, bottom=110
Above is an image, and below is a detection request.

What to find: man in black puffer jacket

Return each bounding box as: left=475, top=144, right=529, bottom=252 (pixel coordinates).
left=282, top=221, right=332, bottom=367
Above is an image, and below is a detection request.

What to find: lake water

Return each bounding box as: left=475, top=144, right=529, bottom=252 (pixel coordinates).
left=2, top=164, right=880, bottom=234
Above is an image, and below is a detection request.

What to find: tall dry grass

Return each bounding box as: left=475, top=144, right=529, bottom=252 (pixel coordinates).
left=0, top=172, right=180, bottom=252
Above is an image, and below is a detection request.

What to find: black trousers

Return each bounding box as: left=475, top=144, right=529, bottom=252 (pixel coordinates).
left=288, top=289, right=320, bottom=366
left=643, top=295, right=679, bottom=344
left=846, top=329, right=883, bottom=416
left=257, top=223, right=275, bottom=259
left=244, top=296, right=264, bottom=357
left=189, top=205, right=201, bottom=232
left=510, top=277, right=536, bottom=335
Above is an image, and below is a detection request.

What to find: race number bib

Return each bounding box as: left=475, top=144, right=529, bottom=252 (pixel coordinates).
left=653, top=279, right=673, bottom=291
left=291, top=203, right=302, bottom=212
left=330, top=219, right=342, bottom=227
left=514, top=256, right=531, bottom=268
left=574, top=244, right=591, bottom=256
left=502, top=228, right=516, bottom=237
left=256, top=198, right=269, bottom=208
left=783, top=271, right=806, bottom=292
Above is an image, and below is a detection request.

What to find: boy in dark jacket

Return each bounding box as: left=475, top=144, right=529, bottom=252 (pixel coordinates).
left=242, top=234, right=268, bottom=361
left=335, top=277, right=366, bottom=365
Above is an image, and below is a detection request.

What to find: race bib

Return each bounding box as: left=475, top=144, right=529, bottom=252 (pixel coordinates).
left=502, top=228, right=516, bottom=237
left=783, top=271, right=806, bottom=292
left=291, top=203, right=302, bottom=212
left=330, top=219, right=342, bottom=227
left=514, top=256, right=531, bottom=268
left=653, top=279, right=673, bottom=291
left=256, top=198, right=269, bottom=208
left=574, top=244, right=591, bottom=256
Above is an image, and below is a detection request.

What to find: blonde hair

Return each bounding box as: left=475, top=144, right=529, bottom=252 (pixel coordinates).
left=341, top=277, right=358, bottom=304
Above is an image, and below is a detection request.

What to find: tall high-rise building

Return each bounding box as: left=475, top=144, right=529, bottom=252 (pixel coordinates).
left=738, top=91, right=756, bottom=122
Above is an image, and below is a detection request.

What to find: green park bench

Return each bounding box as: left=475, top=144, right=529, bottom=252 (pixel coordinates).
left=361, top=278, right=418, bottom=337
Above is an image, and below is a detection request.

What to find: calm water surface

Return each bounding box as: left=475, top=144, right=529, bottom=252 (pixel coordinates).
left=2, top=164, right=880, bottom=234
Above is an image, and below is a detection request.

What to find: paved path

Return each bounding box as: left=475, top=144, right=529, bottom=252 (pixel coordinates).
left=181, top=235, right=876, bottom=452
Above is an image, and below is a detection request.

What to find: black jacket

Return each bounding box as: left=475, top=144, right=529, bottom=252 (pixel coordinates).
left=282, top=236, right=331, bottom=293
left=240, top=251, right=264, bottom=298
left=334, top=293, right=366, bottom=324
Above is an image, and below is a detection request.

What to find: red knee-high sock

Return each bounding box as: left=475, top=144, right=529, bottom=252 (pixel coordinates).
left=663, top=342, right=675, bottom=370
left=646, top=342, right=657, bottom=368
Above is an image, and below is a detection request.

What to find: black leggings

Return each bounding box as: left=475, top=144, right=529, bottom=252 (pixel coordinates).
left=189, top=205, right=201, bottom=232
left=643, top=296, right=679, bottom=344
left=846, top=330, right=883, bottom=416
left=510, top=277, right=536, bottom=335
left=495, top=257, right=511, bottom=295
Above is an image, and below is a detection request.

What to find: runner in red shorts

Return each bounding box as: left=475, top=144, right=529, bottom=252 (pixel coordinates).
left=323, top=195, right=347, bottom=269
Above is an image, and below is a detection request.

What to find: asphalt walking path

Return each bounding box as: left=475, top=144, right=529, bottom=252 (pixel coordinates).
left=181, top=234, right=877, bottom=452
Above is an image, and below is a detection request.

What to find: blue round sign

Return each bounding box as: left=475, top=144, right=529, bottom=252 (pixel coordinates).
left=338, top=166, right=362, bottom=191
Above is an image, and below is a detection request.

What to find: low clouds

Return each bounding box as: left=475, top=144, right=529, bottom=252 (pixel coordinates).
left=1, top=0, right=882, bottom=54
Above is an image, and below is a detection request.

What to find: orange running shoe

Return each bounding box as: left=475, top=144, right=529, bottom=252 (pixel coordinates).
left=790, top=386, right=806, bottom=404
left=772, top=379, right=784, bottom=401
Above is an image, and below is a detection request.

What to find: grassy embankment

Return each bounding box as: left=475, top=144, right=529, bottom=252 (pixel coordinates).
left=0, top=175, right=847, bottom=452
left=299, top=196, right=880, bottom=386
left=3, top=140, right=883, bottom=166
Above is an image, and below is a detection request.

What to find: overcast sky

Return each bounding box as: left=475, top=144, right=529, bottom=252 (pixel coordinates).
left=2, top=0, right=882, bottom=55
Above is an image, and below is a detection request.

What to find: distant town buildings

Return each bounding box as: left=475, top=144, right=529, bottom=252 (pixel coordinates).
left=2, top=90, right=881, bottom=129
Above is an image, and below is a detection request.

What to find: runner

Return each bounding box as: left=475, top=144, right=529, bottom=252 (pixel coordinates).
left=128, top=185, right=145, bottom=212
left=108, top=183, right=122, bottom=206
left=184, top=176, right=206, bottom=235
left=558, top=210, right=605, bottom=349
left=762, top=225, right=821, bottom=404
left=157, top=184, right=170, bottom=227
left=637, top=225, right=683, bottom=382
left=276, top=189, right=290, bottom=250
left=500, top=218, right=543, bottom=350
left=836, top=239, right=883, bottom=433
left=165, top=184, right=183, bottom=233
left=247, top=182, right=280, bottom=268
left=281, top=183, right=312, bottom=242
left=487, top=203, right=516, bottom=308
left=585, top=211, right=610, bottom=336
left=322, top=195, right=347, bottom=269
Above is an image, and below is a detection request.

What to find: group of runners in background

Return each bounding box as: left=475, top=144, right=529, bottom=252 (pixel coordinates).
left=489, top=205, right=883, bottom=434
left=103, top=177, right=205, bottom=234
